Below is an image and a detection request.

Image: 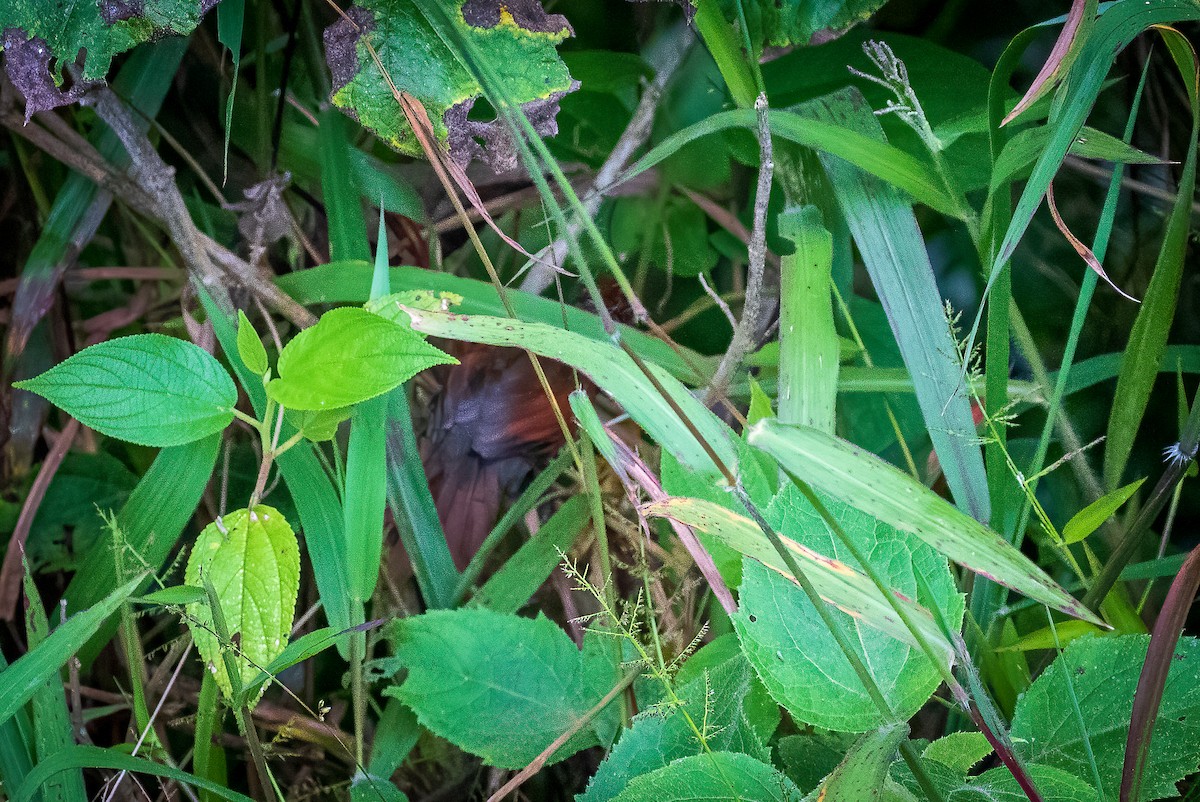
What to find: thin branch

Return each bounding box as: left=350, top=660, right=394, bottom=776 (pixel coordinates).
left=706, top=93, right=773, bottom=403
left=518, top=24, right=694, bottom=294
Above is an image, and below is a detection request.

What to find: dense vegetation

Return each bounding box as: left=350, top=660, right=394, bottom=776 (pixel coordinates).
left=1, top=0, right=1199, bottom=800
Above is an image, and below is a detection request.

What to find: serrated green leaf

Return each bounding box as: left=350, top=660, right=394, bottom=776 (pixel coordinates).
left=285, top=407, right=353, bottom=442
left=922, top=732, right=992, bottom=774
left=610, top=752, right=803, bottom=802
left=14, top=334, right=236, bottom=447
left=748, top=420, right=1102, bottom=626
left=1011, top=634, right=1200, bottom=801
left=581, top=635, right=776, bottom=802
left=388, top=608, right=618, bottom=768
left=950, top=765, right=1097, bottom=802
left=733, top=485, right=963, bottom=732
left=184, top=506, right=300, bottom=703
left=235, top=310, right=269, bottom=376
left=642, top=496, right=956, bottom=668
left=1063, top=478, right=1146, bottom=544
left=267, top=307, right=455, bottom=411
left=324, top=0, right=576, bottom=169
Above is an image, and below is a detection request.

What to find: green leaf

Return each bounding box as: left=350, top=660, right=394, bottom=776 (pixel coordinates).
left=812, top=724, right=907, bottom=801
left=136, top=586, right=208, bottom=607
left=748, top=421, right=1102, bottom=626
left=642, top=496, right=955, bottom=668
left=737, top=0, right=886, bottom=49
left=610, top=752, right=803, bottom=802
left=732, top=485, right=963, bottom=732
left=951, top=765, right=1097, bottom=802
left=922, top=732, right=992, bottom=774
left=324, top=0, right=576, bottom=170
left=580, top=635, right=776, bottom=802
left=1011, top=634, right=1200, bottom=801
left=12, top=745, right=254, bottom=802
left=235, top=311, right=269, bottom=376
left=388, top=608, right=618, bottom=768
left=0, top=575, right=142, bottom=726
left=795, top=88, right=988, bottom=523
left=285, top=407, right=353, bottom=442
left=267, top=307, right=454, bottom=411
left=184, top=506, right=301, bottom=703
left=242, top=626, right=356, bottom=701
left=13, top=335, right=236, bottom=447
left=1062, top=478, right=1146, bottom=544
left=0, top=0, right=209, bottom=117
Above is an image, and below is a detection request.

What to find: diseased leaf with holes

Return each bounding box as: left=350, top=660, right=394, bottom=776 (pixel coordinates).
left=580, top=635, right=777, bottom=802
left=267, top=307, right=455, bottom=411
left=0, top=0, right=213, bottom=118
left=610, top=751, right=803, bottom=802
left=323, top=0, right=576, bottom=170
left=733, top=485, right=963, bottom=732
left=13, top=334, right=236, bottom=447
left=1011, top=635, right=1200, bottom=801
left=185, top=507, right=300, bottom=703
left=387, top=608, right=618, bottom=768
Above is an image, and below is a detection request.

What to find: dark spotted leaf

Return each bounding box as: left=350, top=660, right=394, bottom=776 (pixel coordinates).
left=324, top=0, right=577, bottom=171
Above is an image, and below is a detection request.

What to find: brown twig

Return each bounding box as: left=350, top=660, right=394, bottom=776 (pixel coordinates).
left=0, top=418, right=81, bottom=619
left=706, top=93, right=773, bottom=404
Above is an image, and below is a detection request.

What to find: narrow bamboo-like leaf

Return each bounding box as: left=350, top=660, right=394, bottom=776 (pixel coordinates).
left=798, top=88, right=990, bottom=523
left=621, top=108, right=962, bottom=218
left=1002, top=0, right=1098, bottom=125
left=777, top=205, right=837, bottom=432
left=997, top=0, right=1200, bottom=267
left=990, top=124, right=1165, bottom=192
left=217, top=0, right=244, bottom=182
left=1103, top=27, right=1199, bottom=490
left=641, top=497, right=955, bottom=668
left=1121, top=543, right=1200, bottom=802
left=1063, top=478, right=1146, bottom=544
left=0, top=576, right=141, bottom=726
left=235, top=310, right=268, bottom=376
left=384, top=387, right=460, bottom=610
left=135, top=586, right=208, bottom=607
left=276, top=262, right=701, bottom=382
left=344, top=395, right=389, bottom=602
left=22, top=569, right=85, bottom=802
left=320, top=108, right=371, bottom=264
left=13, top=745, right=254, bottom=802
left=398, top=307, right=736, bottom=476
left=14, top=335, right=236, bottom=447
left=472, top=495, right=590, bottom=614
left=242, top=625, right=359, bottom=700
left=813, top=724, right=907, bottom=801
left=748, top=420, right=1102, bottom=625
left=995, top=620, right=1104, bottom=652
left=268, top=308, right=455, bottom=411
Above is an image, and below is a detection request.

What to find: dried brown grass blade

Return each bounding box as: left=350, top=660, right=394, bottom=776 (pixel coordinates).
left=1046, top=182, right=1140, bottom=302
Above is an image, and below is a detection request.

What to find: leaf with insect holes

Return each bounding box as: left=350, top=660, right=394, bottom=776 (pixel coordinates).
left=0, top=0, right=212, bottom=118
left=266, top=307, right=455, bottom=411
left=733, top=485, right=963, bottom=732
left=184, top=506, right=300, bottom=704
left=1011, top=634, right=1200, bottom=801
left=14, top=334, right=237, bottom=447
left=323, top=0, right=577, bottom=171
